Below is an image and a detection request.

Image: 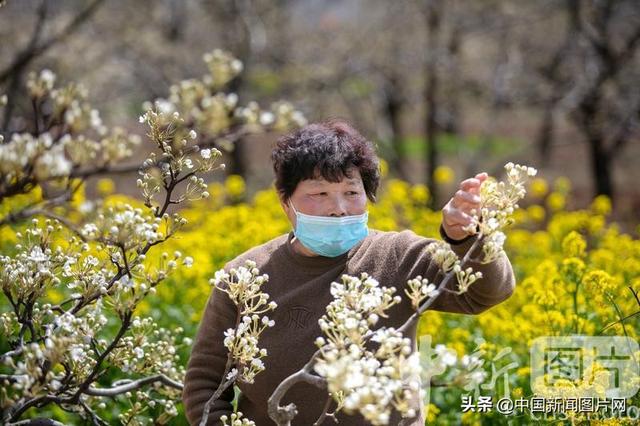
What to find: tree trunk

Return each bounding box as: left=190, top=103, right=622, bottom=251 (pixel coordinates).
left=382, top=76, right=406, bottom=180
left=588, top=133, right=613, bottom=199
left=422, top=0, right=443, bottom=209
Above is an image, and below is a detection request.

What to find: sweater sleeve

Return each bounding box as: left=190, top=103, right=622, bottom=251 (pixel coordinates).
left=182, top=273, right=237, bottom=425
left=392, top=229, right=516, bottom=315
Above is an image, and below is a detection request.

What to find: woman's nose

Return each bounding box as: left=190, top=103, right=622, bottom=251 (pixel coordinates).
left=328, top=197, right=348, bottom=217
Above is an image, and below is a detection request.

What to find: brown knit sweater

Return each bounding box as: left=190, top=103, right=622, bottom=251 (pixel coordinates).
left=182, top=228, right=515, bottom=425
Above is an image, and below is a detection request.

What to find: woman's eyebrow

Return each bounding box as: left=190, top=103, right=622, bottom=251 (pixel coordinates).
left=306, top=179, right=361, bottom=187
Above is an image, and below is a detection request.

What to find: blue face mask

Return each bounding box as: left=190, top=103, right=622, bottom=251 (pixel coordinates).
left=290, top=202, right=369, bottom=257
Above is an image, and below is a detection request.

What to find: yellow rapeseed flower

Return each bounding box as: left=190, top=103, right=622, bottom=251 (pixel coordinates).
left=526, top=205, right=546, bottom=222
left=96, top=178, right=115, bottom=196
left=424, top=403, right=440, bottom=423
left=554, top=176, right=571, bottom=194
left=583, top=270, right=615, bottom=295
left=546, top=192, right=566, bottom=212
left=529, top=177, right=548, bottom=198
left=434, top=165, right=454, bottom=185
left=225, top=174, right=246, bottom=198
left=561, top=257, right=586, bottom=284
left=562, top=231, right=586, bottom=258
left=590, top=195, right=612, bottom=216
left=410, top=184, right=430, bottom=204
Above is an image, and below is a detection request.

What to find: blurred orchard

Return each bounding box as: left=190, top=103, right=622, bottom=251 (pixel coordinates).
left=1, top=0, right=639, bottom=425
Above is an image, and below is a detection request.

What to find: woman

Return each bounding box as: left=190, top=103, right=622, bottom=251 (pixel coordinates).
left=182, top=119, right=515, bottom=425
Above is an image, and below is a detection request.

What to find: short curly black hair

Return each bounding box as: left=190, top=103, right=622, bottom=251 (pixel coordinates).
left=272, top=119, right=380, bottom=202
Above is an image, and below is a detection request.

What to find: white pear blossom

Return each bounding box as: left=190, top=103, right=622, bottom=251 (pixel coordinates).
left=425, top=241, right=457, bottom=273
left=220, top=411, right=255, bottom=426
left=313, top=274, right=421, bottom=425
left=434, top=344, right=458, bottom=367
left=405, top=276, right=437, bottom=310
left=209, top=261, right=276, bottom=384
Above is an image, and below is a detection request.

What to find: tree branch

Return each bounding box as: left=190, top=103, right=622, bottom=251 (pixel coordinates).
left=0, top=0, right=107, bottom=85
left=398, top=233, right=485, bottom=335
left=312, top=395, right=337, bottom=425
left=84, top=373, right=183, bottom=396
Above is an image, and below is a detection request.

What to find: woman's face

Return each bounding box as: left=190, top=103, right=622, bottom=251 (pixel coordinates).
left=281, top=168, right=367, bottom=227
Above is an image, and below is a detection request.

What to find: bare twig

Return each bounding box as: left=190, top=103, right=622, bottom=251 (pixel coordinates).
left=0, top=0, right=107, bottom=85
left=84, top=374, right=183, bottom=396
left=267, top=349, right=325, bottom=426
left=200, top=307, right=242, bottom=426
left=1, top=0, right=47, bottom=131
left=79, top=399, right=109, bottom=426
left=312, top=396, right=337, bottom=425
left=6, top=419, right=66, bottom=426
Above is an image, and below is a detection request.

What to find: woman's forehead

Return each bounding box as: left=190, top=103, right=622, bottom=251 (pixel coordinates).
left=299, top=174, right=363, bottom=187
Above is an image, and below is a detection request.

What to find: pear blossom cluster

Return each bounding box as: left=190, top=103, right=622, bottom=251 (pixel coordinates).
left=62, top=253, right=110, bottom=300
left=0, top=220, right=67, bottom=302
left=425, top=344, right=487, bottom=389
left=78, top=203, right=187, bottom=256
left=141, top=49, right=305, bottom=147
left=108, top=317, right=187, bottom=381
left=2, top=298, right=107, bottom=399
left=220, top=411, right=256, bottom=426
left=412, top=163, right=536, bottom=297
left=80, top=203, right=164, bottom=249
left=0, top=219, right=190, bottom=424
left=209, top=260, right=277, bottom=384
left=62, top=128, right=141, bottom=167
left=106, top=249, right=193, bottom=317
left=203, top=49, right=244, bottom=89
left=316, top=273, right=400, bottom=348
left=0, top=70, right=140, bottom=196
left=460, top=352, right=488, bottom=392
left=463, top=162, right=537, bottom=264
left=425, top=241, right=458, bottom=273
left=422, top=241, right=483, bottom=295
left=0, top=133, right=71, bottom=181
left=135, top=50, right=305, bottom=213
left=452, top=264, right=484, bottom=294
left=405, top=276, right=437, bottom=310
left=136, top=107, right=223, bottom=211
left=198, top=262, right=276, bottom=426
left=312, top=273, right=422, bottom=425
left=24, top=70, right=100, bottom=135
left=45, top=80, right=106, bottom=135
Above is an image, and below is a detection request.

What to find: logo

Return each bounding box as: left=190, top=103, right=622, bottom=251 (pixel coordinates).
left=531, top=336, right=640, bottom=399
left=286, top=306, right=313, bottom=329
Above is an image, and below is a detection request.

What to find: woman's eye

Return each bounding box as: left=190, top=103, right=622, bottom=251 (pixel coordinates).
left=312, top=192, right=327, bottom=197
left=346, top=191, right=359, bottom=196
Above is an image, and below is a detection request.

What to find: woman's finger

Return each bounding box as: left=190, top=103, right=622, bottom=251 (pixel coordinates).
left=455, top=189, right=481, bottom=204
left=469, top=173, right=488, bottom=196
left=475, top=172, right=488, bottom=182
left=450, top=190, right=480, bottom=209
left=460, top=178, right=480, bottom=191
left=443, top=207, right=473, bottom=226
